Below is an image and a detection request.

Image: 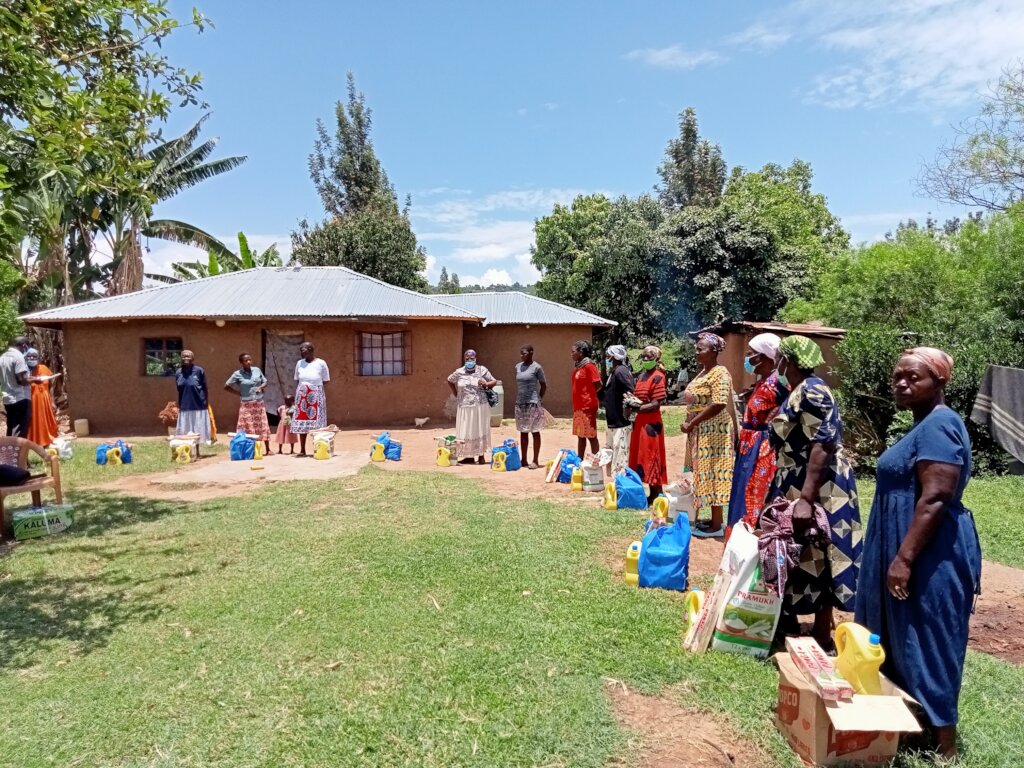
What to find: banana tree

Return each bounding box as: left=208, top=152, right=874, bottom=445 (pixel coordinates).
left=145, top=231, right=282, bottom=283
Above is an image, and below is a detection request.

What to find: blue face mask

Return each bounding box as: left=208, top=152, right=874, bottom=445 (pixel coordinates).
left=464, top=360, right=476, bottom=370
left=743, top=355, right=757, bottom=375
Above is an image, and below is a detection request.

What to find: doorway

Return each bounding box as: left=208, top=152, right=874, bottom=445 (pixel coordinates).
left=262, top=329, right=305, bottom=420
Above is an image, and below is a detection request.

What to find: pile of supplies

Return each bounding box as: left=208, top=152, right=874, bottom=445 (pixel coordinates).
left=369, top=431, right=400, bottom=462
left=435, top=435, right=461, bottom=466
left=490, top=439, right=522, bottom=471
left=11, top=504, right=74, bottom=540
left=95, top=440, right=133, bottom=465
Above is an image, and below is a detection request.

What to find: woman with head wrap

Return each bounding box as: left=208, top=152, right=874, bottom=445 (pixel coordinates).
left=292, top=342, right=330, bottom=457
left=855, top=348, right=979, bottom=760
left=175, top=350, right=212, bottom=444
left=769, top=335, right=861, bottom=648
left=602, top=344, right=635, bottom=477
left=570, top=340, right=603, bottom=459
left=682, top=332, right=736, bottom=538
left=627, top=345, right=669, bottom=506
left=726, top=333, right=784, bottom=538
left=448, top=349, right=496, bottom=464
left=24, top=348, right=59, bottom=447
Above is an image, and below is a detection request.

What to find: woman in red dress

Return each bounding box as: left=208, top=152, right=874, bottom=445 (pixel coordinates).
left=628, top=345, right=669, bottom=506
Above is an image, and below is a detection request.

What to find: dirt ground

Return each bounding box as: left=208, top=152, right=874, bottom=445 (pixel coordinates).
left=606, top=680, right=772, bottom=768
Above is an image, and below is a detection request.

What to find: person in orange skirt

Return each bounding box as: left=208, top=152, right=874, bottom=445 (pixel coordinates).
left=24, top=348, right=59, bottom=447
left=570, top=340, right=603, bottom=459
left=627, top=345, right=669, bottom=506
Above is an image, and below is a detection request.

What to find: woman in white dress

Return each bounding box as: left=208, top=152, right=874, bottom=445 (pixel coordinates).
left=447, top=349, right=496, bottom=464
left=292, top=342, right=330, bottom=457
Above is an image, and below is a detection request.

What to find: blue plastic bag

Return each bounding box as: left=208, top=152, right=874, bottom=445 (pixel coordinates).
left=637, top=513, right=690, bottom=591
left=95, top=444, right=109, bottom=465
left=557, top=450, right=580, bottom=483
left=230, top=431, right=254, bottom=461
left=502, top=439, right=522, bottom=471
left=96, top=440, right=133, bottom=465
left=115, top=439, right=132, bottom=464
left=615, top=468, right=648, bottom=510
left=385, top=441, right=402, bottom=461
left=375, top=432, right=392, bottom=449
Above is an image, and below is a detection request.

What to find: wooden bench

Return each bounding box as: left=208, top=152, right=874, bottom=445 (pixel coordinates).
left=0, top=437, right=64, bottom=539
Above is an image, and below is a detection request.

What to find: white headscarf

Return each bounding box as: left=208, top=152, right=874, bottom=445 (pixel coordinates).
left=749, top=333, right=782, bottom=361
left=606, top=345, right=628, bottom=362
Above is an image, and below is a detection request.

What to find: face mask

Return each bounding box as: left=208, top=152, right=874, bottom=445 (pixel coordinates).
left=638, top=359, right=658, bottom=371
left=743, top=355, right=757, bottom=374
left=777, top=362, right=789, bottom=389
left=464, top=360, right=476, bottom=370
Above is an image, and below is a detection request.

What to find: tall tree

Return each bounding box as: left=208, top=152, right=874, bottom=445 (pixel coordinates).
left=450, top=273, right=460, bottom=294
left=919, top=64, right=1024, bottom=210
left=292, top=73, right=428, bottom=291
left=437, top=266, right=451, bottom=292
left=657, top=107, right=727, bottom=210
left=148, top=232, right=282, bottom=283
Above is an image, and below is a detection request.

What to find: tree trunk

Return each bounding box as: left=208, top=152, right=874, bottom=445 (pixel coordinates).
left=108, top=218, right=144, bottom=295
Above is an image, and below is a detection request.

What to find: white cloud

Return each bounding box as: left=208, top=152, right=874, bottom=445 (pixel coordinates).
left=458, top=268, right=513, bottom=287
left=413, top=187, right=596, bottom=227
left=734, top=0, right=1024, bottom=110
left=838, top=211, right=926, bottom=241
left=513, top=252, right=542, bottom=284
left=423, top=253, right=438, bottom=281
left=543, top=102, right=559, bottom=112
left=623, top=45, right=722, bottom=71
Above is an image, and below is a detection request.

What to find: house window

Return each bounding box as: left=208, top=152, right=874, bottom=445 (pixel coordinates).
left=143, top=338, right=183, bottom=376
left=356, top=332, right=410, bottom=376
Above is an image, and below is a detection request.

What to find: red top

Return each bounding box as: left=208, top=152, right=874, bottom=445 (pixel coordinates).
left=571, top=361, right=602, bottom=411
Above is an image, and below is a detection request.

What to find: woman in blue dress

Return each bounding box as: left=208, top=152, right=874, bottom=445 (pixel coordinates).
left=855, top=348, right=981, bottom=760
left=769, top=335, right=861, bottom=649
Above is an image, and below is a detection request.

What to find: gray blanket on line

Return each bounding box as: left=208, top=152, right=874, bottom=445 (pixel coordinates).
left=971, top=364, right=1024, bottom=463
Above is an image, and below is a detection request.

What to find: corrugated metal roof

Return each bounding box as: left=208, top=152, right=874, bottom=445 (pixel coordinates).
left=436, top=292, right=616, bottom=327
left=21, top=267, right=483, bottom=324
left=692, top=319, right=847, bottom=340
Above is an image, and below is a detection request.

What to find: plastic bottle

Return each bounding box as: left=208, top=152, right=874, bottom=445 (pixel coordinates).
left=492, top=451, right=507, bottom=472
left=570, top=466, right=583, bottom=491
left=834, top=622, right=885, bottom=695
left=624, top=541, right=641, bottom=585
left=684, top=589, right=704, bottom=631
left=107, top=447, right=122, bottom=465
left=436, top=446, right=451, bottom=467
left=314, top=441, right=330, bottom=461
left=603, top=482, right=618, bottom=510
left=652, top=495, right=669, bottom=521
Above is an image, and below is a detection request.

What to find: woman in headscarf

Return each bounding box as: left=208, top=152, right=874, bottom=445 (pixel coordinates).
left=726, top=333, right=784, bottom=538
left=292, top=342, right=330, bottom=457
left=855, top=348, right=980, bottom=760
left=225, top=352, right=271, bottom=457
left=24, top=348, right=59, bottom=447
left=603, top=344, right=635, bottom=477
left=175, top=350, right=212, bottom=444
left=448, top=349, right=496, bottom=464
left=570, top=340, right=603, bottom=459
left=769, top=335, right=861, bottom=648
left=682, top=332, right=735, bottom=539
left=627, top=345, right=668, bottom=506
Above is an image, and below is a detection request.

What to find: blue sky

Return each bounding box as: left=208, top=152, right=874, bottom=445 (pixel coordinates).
left=147, top=0, right=1019, bottom=286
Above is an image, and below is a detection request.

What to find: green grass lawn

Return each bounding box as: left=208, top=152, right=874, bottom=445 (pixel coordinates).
left=1, top=465, right=1022, bottom=765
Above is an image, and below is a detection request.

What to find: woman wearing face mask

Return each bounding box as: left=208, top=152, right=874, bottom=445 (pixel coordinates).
left=24, top=348, right=59, bottom=447
left=681, top=332, right=736, bottom=539
left=726, top=333, right=784, bottom=538
left=627, top=345, right=668, bottom=506
left=768, top=335, right=861, bottom=648
left=448, top=349, right=496, bottom=464
left=855, top=348, right=980, bottom=760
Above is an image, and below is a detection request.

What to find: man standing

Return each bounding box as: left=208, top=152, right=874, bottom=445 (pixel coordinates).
left=0, top=336, right=32, bottom=437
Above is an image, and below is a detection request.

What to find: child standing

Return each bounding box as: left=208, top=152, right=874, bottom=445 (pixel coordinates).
left=276, top=395, right=298, bottom=454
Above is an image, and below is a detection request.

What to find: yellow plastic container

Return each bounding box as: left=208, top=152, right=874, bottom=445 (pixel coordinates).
left=254, top=441, right=264, bottom=460
left=834, top=622, right=885, bottom=695
left=652, top=495, right=669, bottom=521
left=370, top=442, right=386, bottom=462
left=106, top=447, right=122, bottom=465
left=684, top=589, right=704, bottom=631
left=603, top=482, right=618, bottom=510
left=492, top=451, right=507, bottom=472
left=436, top=446, right=451, bottom=467
left=314, top=441, right=331, bottom=460
left=570, top=467, right=583, bottom=491
left=624, top=541, right=641, bottom=585
left=174, top=444, right=192, bottom=464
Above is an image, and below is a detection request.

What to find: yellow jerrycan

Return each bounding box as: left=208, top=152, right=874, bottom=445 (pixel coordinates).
left=652, top=495, right=670, bottom=522
left=106, top=447, right=122, bottom=465
left=253, top=441, right=264, bottom=460
left=436, top=446, right=451, bottom=467
left=174, top=444, right=192, bottom=464
left=624, top=541, right=641, bottom=585
left=492, top=451, right=507, bottom=472
left=314, top=441, right=330, bottom=461
left=603, top=482, right=618, bottom=510
left=370, top=442, right=386, bottom=462
left=570, top=466, right=583, bottom=491
left=834, top=622, right=885, bottom=695
left=683, top=589, right=704, bottom=632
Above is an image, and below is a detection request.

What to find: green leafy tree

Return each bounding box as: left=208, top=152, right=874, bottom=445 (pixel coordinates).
left=0, top=259, right=24, bottom=342
left=437, top=266, right=451, bottom=293
left=919, top=64, right=1024, bottom=210
left=149, top=232, right=282, bottom=283
left=657, top=107, right=727, bottom=210
left=532, top=194, right=613, bottom=308
left=293, top=74, right=428, bottom=291
left=450, top=273, right=460, bottom=294
left=0, top=0, right=210, bottom=257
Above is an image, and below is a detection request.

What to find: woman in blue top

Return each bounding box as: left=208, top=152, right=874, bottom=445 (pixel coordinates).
left=225, top=353, right=271, bottom=456
left=174, top=350, right=211, bottom=444
left=855, top=347, right=981, bottom=760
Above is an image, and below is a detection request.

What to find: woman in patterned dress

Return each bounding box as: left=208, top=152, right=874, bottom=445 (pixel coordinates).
left=447, top=349, right=497, bottom=464
left=726, top=333, right=784, bottom=539
left=291, top=342, right=331, bottom=457
left=682, top=332, right=735, bottom=539
left=769, top=335, right=861, bottom=648
left=627, top=345, right=668, bottom=506
left=225, top=353, right=271, bottom=456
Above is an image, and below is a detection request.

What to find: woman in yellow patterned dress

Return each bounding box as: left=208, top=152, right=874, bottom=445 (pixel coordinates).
left=682, top=332, right=735, bottom=539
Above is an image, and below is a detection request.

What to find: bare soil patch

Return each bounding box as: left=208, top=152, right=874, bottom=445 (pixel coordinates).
left=606, top=680, right=772, bottom=768
left=970, top=560, right=1024, bottom=664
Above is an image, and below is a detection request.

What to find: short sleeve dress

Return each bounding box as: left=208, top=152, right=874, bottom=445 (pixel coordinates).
left=854, top=407, right=981, bottom=727
left=684, top=365, right=735, bottom=509
left=769, top=375, right=861, bottom=613
left=627, top=369, right=668, bottom=486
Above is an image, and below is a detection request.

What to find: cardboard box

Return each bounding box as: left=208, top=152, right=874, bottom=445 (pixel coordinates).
left=12, top=505, right=74, bottom=541
left=774, top=652, right=920, bottom=766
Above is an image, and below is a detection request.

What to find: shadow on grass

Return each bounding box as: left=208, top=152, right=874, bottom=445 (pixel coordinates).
left=0, top=492, right=200, bottom=670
